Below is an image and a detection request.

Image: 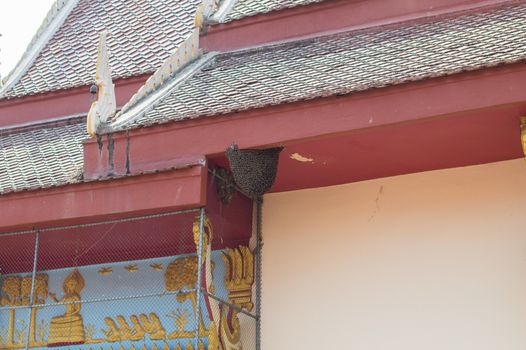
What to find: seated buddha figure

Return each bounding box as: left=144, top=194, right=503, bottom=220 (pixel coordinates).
left=47, top=270, right=86, bottom=346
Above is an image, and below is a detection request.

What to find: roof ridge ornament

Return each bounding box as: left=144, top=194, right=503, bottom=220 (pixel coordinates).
left=118, top=28, right=201, bottom=118
left=209, top=0, right=238, bottom=23
left=196, top=0, right=221, bottom=27
left=112, top=0, right=218, bottom=129
left=87, top=31, right=116, bottom=137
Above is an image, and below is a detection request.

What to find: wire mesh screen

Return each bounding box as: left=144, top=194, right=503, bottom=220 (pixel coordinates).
left=0, top=232, right=37, bottom=349
left=0, top=207, right=260, bottom=350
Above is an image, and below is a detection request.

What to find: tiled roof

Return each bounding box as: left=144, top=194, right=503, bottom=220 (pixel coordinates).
left=0, top=122, right=85, bottom=194
left=119, top=3, right=526, bottom=129
left=1, top=0, right=201, bottom=99
left=223, top=0, right=326, bottom=22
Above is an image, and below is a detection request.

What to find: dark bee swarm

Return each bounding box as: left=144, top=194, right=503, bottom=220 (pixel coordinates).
left=225, top=145, right=284, bottom=199
left=214, top=167, right=236, bottom=205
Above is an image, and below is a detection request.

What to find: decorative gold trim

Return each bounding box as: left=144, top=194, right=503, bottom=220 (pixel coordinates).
left=97, top=267, right=112, bottom=276
left=222, top=246, right=254, bottom=311
left=520, top=117, right=526, bottom=159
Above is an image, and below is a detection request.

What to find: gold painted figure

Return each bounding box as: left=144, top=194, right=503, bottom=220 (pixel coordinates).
left=102, top=317, right=120, bottom=342
left=47, top=269, right=86, bottom=346
left=129, top=315, right=145, bottom=341
left=116, top=315, right=133, bottom=341
left=140, top=313, right=166, bottom=340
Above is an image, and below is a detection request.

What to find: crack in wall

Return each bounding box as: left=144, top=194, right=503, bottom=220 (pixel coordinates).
left=106, top=133, right=115, bottom=177
left=125, top=130, right=131, bottom=175
left=368, top=185, right=383, bottom=223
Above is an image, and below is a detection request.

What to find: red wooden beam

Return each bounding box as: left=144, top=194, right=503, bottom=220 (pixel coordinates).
left=202, top=0, right=514, bottom=52
left=84, top=62, right=526, bottom=180
left=3, top=60, right=526, bottom=233
left=0, top=165, right=206, bottom=233
left=0, top=75, right=148, bottom=128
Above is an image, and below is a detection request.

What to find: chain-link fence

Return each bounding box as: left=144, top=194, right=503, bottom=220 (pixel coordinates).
left=0, top=206, right=260, bottom=350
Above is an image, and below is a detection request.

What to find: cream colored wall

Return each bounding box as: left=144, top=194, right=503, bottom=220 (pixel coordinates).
left=262, top=159, right=526, bottom=350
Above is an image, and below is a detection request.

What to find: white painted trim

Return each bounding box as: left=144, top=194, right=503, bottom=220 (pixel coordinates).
left=118, top=28, right=202, bottom=117
left=0, top=0, right=80, bottom=97
left=111, top=52, right=217, bottom=130
left=210, top=0, right=238, bottom=23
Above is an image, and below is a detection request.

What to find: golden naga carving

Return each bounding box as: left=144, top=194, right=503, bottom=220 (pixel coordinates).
left=190, top=214, right=246, bottom=350
left=87, top=30, right=116, bottom=137
left=208, top=321, right=220, bottom=350
left=219, top=308, right=242, bottom=350
left=47, top=269, right=86, bottom=346
left=192, top=214, right=213, bottom=258
left=222, top=246, right=254, bottom=311
left=520, top=117, right=526, bottom=159
left=207, top=308, right=243, bottom=350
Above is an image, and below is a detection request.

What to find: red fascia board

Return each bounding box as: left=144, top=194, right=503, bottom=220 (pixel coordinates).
left=4, top=62, right=525, bottom=232
left=0, top=75, right=148, bottom=128
left=202, top=0, right=516, bottom=52
left=0, top=165, right=206, bottom=233
left=84, top=62, right=526, bottom=177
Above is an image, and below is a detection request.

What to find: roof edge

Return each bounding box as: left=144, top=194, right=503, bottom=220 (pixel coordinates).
left=0, top=114, right=85, bottom=136
left=0, top=0, right=80, bottom=97
left=112, top=52, right=217, bottom=130
left=118, top=28, right=202, bottom=118
left=219, top=0, right=324, bottom=23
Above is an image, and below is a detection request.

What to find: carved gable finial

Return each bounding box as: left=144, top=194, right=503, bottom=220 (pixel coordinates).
left=195, top=0, right=220, bottom=29
left=87, top=30, right=116, bottom=137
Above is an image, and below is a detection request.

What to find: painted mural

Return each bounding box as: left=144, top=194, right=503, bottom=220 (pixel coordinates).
left=0, top=216, right=255, bottom=350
